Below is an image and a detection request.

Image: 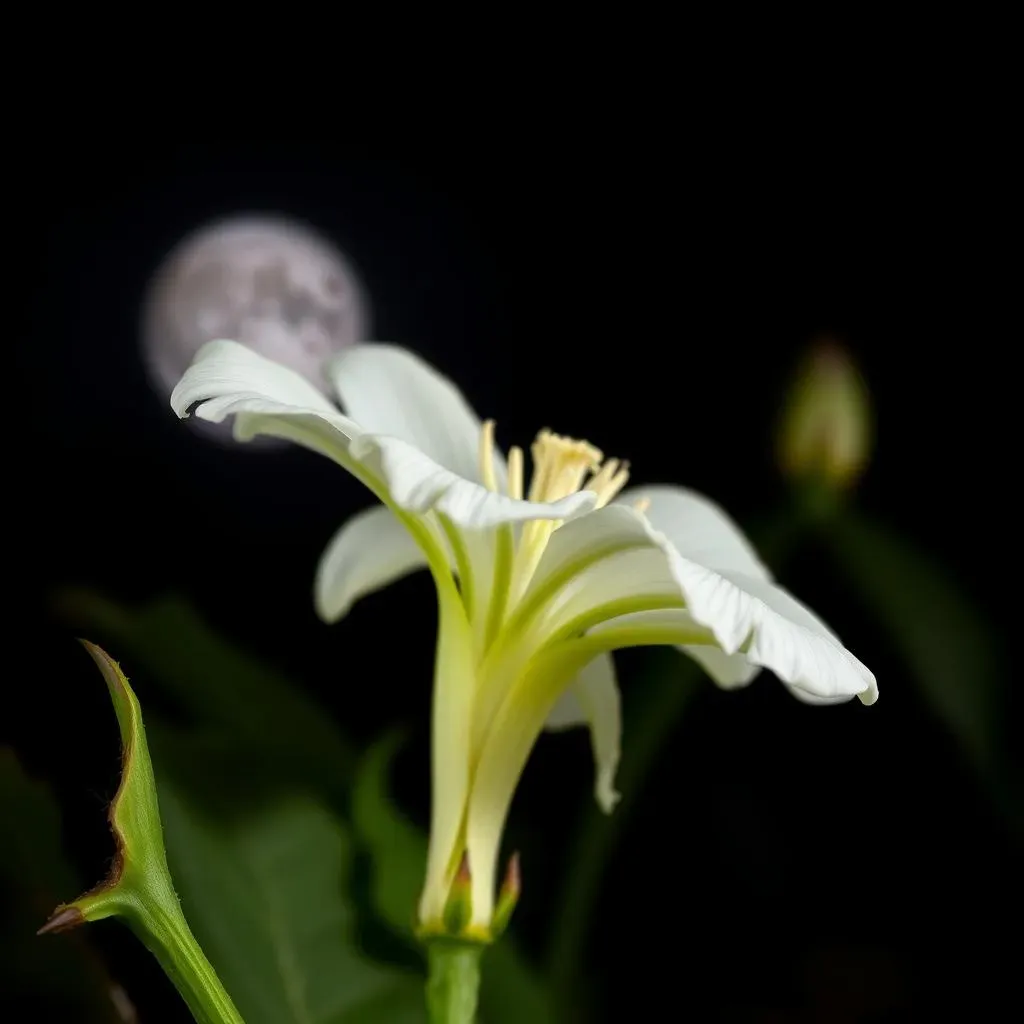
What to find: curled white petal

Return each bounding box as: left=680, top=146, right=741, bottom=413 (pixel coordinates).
left=665, top=560, right=877, bottom=704
left=620, top=484, right=769, bottom=577
left=172, top=339, right=344, bottom=421
left=172, top=341, right=596, bottom=535
left=580, top=604, right=760, bottom=689
left=350, top=433, right=595, bottom=531
left=170, top=340, right=363, bottom=467
left=545, top=652, right=622, bottom=812
left=535, top=505, right=876, bottom=704
left=315, top=505, right=430, bottom=622
left=329, top=343, right=505, bottom=487
left=681, top=645, right=760, bottom=689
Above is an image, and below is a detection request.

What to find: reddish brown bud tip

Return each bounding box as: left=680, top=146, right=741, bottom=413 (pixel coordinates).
left=441, top=852, right=474, bottom=934
left=492, top=851, right=522, bottom=936
left=502, top=851, right=521, bottom=898
left=455, top=852, right=472, bottom=885
left=37, top=905, right=85, bottom=935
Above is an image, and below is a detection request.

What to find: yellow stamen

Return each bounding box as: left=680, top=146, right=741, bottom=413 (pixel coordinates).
left=527, top=430, right=602, bottom=503
left=507, top=446, right=524, bottom=500
left=585, top=458, right=619, bottom=495
left=479, top=419, right=499, bottom=492
left=525, top=433, right=551, bottom=502
left=506, top=430, right=622, bottom=605
left=633, top=497, right=651, bottom=514
left=471, top=419, right=635, bottom=623
left=587, top=459, right=631, bottom=508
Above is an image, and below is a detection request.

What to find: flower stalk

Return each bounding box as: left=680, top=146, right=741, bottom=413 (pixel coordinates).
left=425, top=940, right=484, bottom=1024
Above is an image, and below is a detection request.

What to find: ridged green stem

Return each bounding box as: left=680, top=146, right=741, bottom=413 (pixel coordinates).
left=426, top=940, right=483, bottom=1024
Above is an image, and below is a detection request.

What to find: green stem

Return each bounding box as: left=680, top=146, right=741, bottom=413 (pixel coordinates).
left=426, top=940, right=483, bottom=1024
left=122, top=898, right=245, bottom=1024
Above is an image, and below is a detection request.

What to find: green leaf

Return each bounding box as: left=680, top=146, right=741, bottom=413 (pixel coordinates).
left=0, top=749, right=125, bottom=1023
left=40, top=642, right=246, bottom=1024
left=331, top=986, right=428, bottom=1024
left=350, top=731, right=425, bottom=938
left=152, top=730, right=427, bottom=1024
left=826, top=511, right=1012, bottom=797
left=54, top=590, right=354, bottom=789
left=351, top=734, right=555, bottom=1024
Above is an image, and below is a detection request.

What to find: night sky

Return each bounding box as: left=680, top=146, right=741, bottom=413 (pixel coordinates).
left=7, top=140, right=1017, bottom=1021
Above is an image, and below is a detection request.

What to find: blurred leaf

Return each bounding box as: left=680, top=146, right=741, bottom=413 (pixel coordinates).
left=475, top=947, right=555, bottom=1024
left=56, top=590, right=353, bottom=788
left=0, top=749, right=125, bottom=1023
left=827, top=511, right=1012, bottom=795
left=351, top=734, right=556, bottom=1024
left=350, top=732, right=424, bottom=937
left=336, top=985, right=430, bottom=1024
left=153, top=731, right=426, bottom=1024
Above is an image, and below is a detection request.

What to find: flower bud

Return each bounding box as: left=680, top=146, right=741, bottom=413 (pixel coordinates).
left=491, top=853, right=521, bottom=937
left=777, top=340, right=872, bottom=492
left=441, top=855, right=474, bottom=935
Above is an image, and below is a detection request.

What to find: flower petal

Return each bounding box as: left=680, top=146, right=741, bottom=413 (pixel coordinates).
left=419, top=576, right=477, bottom=927
left=577, top=607, right=755, bottom=687
left=173, top=341, right=596, bottom=536
left=587, top=559, right=877, bottom=705
left=518, top=506, right=682, bottom=649
left=695, top=569, right=878, bottom=705
left=664, top=558, right=877, bottom=702
left=545, top=653, right=622, bottom=813
left=172, top=338, right=343, bottom=420
left=620, top=484, right=769, bottom=577
left=329, top=343, right=503, bottom=486
left=350, top=433, right=595, bottom=531
left=682, top=645, right=760, bottom=689
left=314, top=505, right=430, bottom=623
left=171, top=339, right=363, bottom=466
left=619, top=489, right=780, bottom=690
left=465, top=645, right=592, bottom=929
left=523, top=505, right=665, bottom=616
left=533, top=505, right=876, bottom=704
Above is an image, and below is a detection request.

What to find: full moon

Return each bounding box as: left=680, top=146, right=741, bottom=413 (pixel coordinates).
left=141, top=215, right=369, bottom=442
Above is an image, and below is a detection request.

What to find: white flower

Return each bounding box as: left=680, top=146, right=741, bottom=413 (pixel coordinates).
left=171, top=340, right=877, bottom=939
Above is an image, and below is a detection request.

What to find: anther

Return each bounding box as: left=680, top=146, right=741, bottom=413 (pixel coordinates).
left=508, top=446, right=524, bottom=500
left=479, top=419, right=499, bottom=492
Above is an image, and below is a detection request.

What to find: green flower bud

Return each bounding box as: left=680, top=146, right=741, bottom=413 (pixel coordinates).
left=778, top=340, right=872, bottom=492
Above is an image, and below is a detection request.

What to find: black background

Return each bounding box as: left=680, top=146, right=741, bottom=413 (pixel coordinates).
left=6, top=136, right=1017, bottom=1022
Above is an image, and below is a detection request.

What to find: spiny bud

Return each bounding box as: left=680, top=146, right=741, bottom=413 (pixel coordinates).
left=777, top=339, right=872, bottom=493
left=491, top=852, right=521, bottom=937
left=37, top=905, right=85, bottom=935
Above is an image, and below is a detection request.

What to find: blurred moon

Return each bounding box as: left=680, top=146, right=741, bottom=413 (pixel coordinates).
left=141, top=215, right=368, bottom=442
